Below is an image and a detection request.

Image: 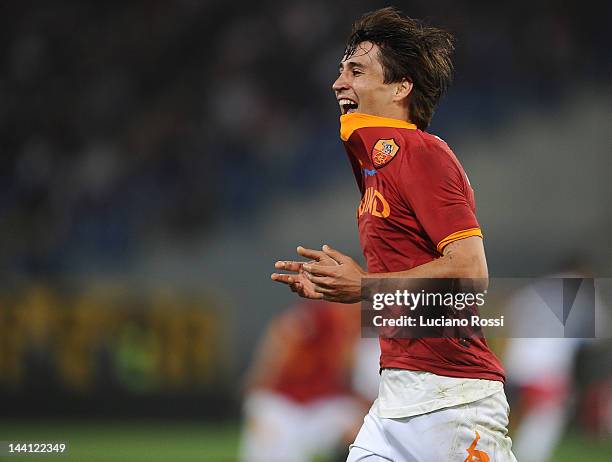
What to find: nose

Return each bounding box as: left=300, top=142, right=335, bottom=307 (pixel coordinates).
left=332, top=72, right=349, bottom=93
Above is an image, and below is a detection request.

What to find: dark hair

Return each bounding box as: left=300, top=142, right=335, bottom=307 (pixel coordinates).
left=344, top=7, right=454, bottom=130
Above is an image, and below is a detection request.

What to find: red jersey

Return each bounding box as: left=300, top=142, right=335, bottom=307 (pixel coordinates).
left=270, top=301, right=360, bottom=402
left=340, top=113, right=505, bottom=383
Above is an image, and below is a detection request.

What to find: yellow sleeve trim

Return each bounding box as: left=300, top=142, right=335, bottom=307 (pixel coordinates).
left=340, top=113, right=417, bottom=141
left=436, top=228, right=483, bottom=253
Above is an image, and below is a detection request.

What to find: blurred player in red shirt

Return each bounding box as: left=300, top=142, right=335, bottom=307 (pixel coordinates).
left=272, top=7, right=516, bottom=461
left=239, top=301, right=380, bottom=462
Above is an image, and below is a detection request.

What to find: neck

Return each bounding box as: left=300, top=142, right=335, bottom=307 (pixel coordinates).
left=376, top=104, right=410, bottom=123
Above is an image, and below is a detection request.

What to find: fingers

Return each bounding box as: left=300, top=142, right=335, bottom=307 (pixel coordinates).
left=292, top=280, right=324, bottom=299
left=302, top=272, right=332, bottom=287
left=306, top=290, right=325, bottom=300
left=274, top=260, right=303, bottom=273
left=296, top=245, right=326, bottom=261
left=302, top=263, right=338, bottom=277
left=271, top=272, right=325, bottom=300
left=271, top=274, right=304, bottom=295
left=313, top=284, right=335, bottom=295
left=275, top=245, right=338, bottom=270
left=272, top=248, right=344, bottom=301
left=271, top=273, right=295, bottom=285
left=300, top=272, right=336, bottom=295
left=321, top=244, right=349, bottom=264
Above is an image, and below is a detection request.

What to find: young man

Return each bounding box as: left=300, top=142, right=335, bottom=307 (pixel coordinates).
left=272, top=7, right=516, bottom=462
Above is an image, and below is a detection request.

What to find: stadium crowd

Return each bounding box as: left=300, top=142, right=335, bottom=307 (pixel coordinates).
left=1, top=0, right=609, bottom=277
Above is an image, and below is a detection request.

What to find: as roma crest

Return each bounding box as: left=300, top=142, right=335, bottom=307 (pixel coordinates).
left=371, top=138, right=400, bottom=168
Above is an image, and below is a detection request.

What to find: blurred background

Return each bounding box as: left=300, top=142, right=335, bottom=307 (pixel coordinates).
left=0, top=0, right=611, bottom=460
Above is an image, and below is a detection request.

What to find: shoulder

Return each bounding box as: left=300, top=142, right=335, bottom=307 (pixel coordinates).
left=398, top=130, right=459, bottom=169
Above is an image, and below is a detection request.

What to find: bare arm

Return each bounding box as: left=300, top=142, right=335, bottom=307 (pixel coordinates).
left=371, top=236, right=488, bottom=278
left=297, top=236, right=487, bottom=303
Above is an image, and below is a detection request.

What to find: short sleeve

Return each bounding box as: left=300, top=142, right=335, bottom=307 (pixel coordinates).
left=398, top=144, right=482, bottom=253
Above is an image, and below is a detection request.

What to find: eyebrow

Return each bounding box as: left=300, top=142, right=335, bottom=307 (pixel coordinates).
left=338, top=61, right=367, bottom=71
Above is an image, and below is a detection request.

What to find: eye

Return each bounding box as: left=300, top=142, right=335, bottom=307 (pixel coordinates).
left=352, top=69, right=363, bottom=76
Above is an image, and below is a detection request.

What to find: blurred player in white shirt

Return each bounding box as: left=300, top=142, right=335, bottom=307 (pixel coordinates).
left=504, top=259, right=606, bottom=462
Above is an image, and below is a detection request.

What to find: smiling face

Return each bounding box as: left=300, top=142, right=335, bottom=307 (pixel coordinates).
left=332, top=41, right=411, bottom=120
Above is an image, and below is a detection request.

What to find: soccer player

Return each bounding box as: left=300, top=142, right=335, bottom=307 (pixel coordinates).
left=239, top=300, right=379, bottom=462
left=271, top=7, right=517, bottom=462
left=502, top=257, right=604, bottom=462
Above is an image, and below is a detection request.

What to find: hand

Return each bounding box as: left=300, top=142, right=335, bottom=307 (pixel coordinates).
left=271, top=246, right=339, bottom=299
left=301, top=245, right=366, bottom=303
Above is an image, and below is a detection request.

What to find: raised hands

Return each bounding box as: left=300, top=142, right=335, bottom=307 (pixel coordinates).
left=272, top=245, right=366, bottom=303
left=271, top=246, right=337, bottom=300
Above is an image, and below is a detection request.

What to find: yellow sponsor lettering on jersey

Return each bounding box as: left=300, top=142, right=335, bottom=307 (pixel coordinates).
left=358, top=187, right=390, bottom=218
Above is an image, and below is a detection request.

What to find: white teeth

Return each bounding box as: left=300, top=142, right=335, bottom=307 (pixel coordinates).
left=338, top=99, right=358, bottom=114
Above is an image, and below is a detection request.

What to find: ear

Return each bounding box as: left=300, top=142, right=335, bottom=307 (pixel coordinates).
left=393, top=79, right=413, bottom=103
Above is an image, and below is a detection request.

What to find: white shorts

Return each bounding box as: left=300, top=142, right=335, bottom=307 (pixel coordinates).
left=240, top=391, right=363, bottom=462
left=347, top=390, right=517, bottom=462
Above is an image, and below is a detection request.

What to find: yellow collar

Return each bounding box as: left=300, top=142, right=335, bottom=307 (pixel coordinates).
left=340, top=113, right=417, bottom=141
